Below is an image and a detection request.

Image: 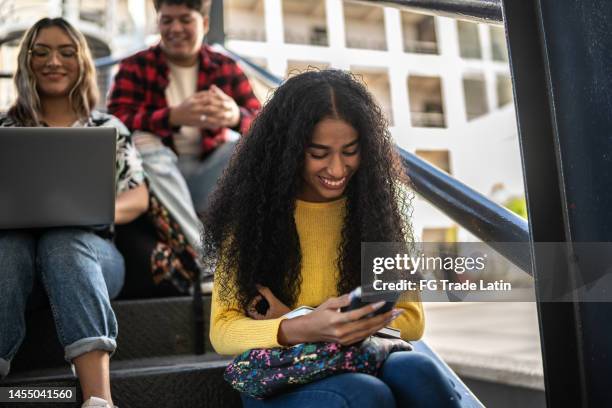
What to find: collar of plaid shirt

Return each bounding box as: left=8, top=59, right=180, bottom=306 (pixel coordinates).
left=152, top=43, right=221, bottom=91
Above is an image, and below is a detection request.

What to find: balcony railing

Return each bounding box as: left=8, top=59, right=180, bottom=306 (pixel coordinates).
left=411, top=111, right=445, bottom=127
left=226, top=28, right=266, bottom=42
left=404, top=39, right=438, bottom=54
left=284, top=29, right=329, bottom=46
left=346, top=36, right=387, bottom=51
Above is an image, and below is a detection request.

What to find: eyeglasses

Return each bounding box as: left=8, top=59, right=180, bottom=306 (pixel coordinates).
left=29, top=46, right=78, bottom=62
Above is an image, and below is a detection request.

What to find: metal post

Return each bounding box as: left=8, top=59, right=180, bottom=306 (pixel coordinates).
left=503, top=0, right=612, bottom=405
left=106, top=0, right=117, bottom=41
left=193, top=1, right=225, bottom=353
left=207, top=0, right=225, bottom=45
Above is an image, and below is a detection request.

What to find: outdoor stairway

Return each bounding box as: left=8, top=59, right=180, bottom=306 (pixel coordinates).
left=3, top=296, right=484, bottom=408
left=3, top=296, right=242, bottom=407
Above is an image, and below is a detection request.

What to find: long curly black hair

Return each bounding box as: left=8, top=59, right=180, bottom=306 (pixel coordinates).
left=202, top=69, right=413, bottom=311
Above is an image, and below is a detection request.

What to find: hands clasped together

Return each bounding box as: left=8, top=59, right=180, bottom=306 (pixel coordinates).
left=169, top=84, right=241, bottom=130
left=247, top=285, right=403, bottom=347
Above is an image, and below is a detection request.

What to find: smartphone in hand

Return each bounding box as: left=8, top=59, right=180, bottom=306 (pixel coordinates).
left=340, top=286, right=398, bottom=318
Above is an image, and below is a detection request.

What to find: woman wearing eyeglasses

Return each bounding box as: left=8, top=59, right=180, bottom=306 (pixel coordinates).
left=0, top=18, right=148, bottom=408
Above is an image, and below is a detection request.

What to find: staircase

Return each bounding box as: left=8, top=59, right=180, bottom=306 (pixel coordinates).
left=2, top=295, right=485, bottom=408
left=1, top=296, right=243, bottom=408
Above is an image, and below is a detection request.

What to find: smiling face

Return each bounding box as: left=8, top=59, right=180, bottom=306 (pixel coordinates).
left=30, top=26, right=79, bottom=99
left=158, top=3, right=208, bottom=66
left=298, top=118, right=361, bottom=203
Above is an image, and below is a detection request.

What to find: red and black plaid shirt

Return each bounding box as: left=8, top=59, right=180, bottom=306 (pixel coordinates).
left=107, top=44, right=261, bottom=157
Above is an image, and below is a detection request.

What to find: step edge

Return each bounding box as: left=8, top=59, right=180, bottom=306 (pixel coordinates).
left=3, top=356, right=233, bottom=385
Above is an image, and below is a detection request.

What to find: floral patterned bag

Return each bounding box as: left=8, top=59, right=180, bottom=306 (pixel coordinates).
left=224, top=336, right=411, bottom=399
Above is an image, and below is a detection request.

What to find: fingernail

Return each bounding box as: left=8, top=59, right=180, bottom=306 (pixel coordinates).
left=391, top=309, right=404, bottom=318
left=372, top=301, right=386, bottom=309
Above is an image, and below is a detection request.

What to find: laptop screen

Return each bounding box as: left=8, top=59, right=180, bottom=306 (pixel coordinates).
left=0, top=127, right=117, bottom=229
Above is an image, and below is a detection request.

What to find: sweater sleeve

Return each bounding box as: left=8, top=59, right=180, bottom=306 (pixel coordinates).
left=209, top=266, right=287, bottom=355
left=389, top=291, right=425, bottom=341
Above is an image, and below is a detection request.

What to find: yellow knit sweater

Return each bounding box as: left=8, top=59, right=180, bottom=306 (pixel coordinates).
left=209, top=198, right=425, bottom=355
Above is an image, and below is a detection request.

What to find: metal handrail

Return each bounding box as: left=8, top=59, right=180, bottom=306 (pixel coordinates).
left=399, top=149, right=532, bottom=273
left=357, top=0, right=502, bottom=25
left=94, top=54, right=132, bottom=69
left=214, top=45, right=283, bottom=87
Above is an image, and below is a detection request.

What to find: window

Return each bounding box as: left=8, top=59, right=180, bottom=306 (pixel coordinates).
left=490, top=26, right=508, bottom=62
left=463, top=75, right=488, bottom=120
left=496, top=74, right=513, bottom=107
left=286, top=60, right=330, bottom=78
left=283, top=0, right=328, bottom=46
left=352, top=68, right=394, bottom=125
left=401, top=11, right=438, bottom=54
left=224, top=0, right=266, bottom=42
left=457, top=21, right=482, bottom=59
left=407, top=76, right=446, bottom=128
left=344, top=1, right=387, bottom=51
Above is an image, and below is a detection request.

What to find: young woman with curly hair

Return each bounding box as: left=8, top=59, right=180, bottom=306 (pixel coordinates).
left=204, top=70, right=461, bottom=407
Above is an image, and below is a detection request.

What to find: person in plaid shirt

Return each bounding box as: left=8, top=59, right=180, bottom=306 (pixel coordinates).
left=108, top=0, right=261, bottom=218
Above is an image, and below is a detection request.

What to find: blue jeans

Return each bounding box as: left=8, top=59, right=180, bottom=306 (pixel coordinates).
left=241, top=352, right=463, bottom=408
left=0, top=228, right=124, bottom=377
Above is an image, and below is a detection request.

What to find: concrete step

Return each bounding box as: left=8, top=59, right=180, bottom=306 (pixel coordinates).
left=2, top=354, right=241, bottom=408
left=423, top=302, right=546, bottom=407
left=11, top=296, right=212, bottom=373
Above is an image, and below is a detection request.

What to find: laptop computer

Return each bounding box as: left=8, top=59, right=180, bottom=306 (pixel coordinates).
left=0, top=127, right=117, bottom=229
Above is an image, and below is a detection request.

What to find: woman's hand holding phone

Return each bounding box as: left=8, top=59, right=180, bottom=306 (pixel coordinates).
left=278, top=294, right=403, bottom=346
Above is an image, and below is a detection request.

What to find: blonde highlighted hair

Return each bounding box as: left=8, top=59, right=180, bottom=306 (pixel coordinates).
left=8, top=17, right=98, bottom=125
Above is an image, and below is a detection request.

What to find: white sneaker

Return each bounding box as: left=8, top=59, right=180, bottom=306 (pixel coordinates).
left=81, top=396, right=115, bottom=408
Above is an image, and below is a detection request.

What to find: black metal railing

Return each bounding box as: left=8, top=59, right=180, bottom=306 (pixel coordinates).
left=399, top=149, right=531, bottom=273
left=359, top=0, right=502, bottom=25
